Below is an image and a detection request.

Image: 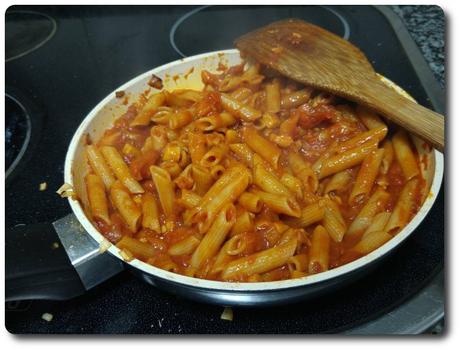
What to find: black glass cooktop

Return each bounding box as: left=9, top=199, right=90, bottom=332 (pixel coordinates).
left=5, top=10, right=57, bottom=62
left=171, top=5, right=349, bottom=57
left=5, top=95, right=31, bottom=177
left=5, top=5, right=444, bottom=334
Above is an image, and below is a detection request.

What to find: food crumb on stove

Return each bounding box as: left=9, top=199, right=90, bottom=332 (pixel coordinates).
left=115, top=90, right=125, bottom=98
left=220, top=307, right=233, bottom=321
left=51, top=242, right=60, bottom=249
left=41, top=313, right=53, bottom=322
left=39, top=182, right=47, bottom=191
left=148, top=74, right=163, bottom=89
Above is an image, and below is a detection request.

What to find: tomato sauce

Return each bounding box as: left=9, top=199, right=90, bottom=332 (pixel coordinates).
left=84, top=61, right=428, bottom=283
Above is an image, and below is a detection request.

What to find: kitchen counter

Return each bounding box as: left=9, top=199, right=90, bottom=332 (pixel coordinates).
left=392, top=5, right=445, bottom=87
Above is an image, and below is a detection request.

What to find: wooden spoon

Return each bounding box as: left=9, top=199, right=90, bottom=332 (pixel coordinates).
left=235, top=19, right=444, bottom=152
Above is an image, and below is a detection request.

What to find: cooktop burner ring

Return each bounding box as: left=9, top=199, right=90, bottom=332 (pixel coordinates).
left=170, top=5, right=351, bottom=58
left=5, top=94, right=32, bottom=179
left=6, top=10, right=57, bottom=62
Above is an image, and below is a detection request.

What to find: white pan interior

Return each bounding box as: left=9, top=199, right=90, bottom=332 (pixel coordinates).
left=65, top=49, right=443, bottom=291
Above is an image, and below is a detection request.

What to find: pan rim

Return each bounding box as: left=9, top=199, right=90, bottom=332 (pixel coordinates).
left=65, top=48, right=444, bottom=292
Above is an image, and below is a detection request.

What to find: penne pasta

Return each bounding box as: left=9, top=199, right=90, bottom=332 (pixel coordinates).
left=308, top=225, right=330, bottom=274
left=85, top=173, right=110, bottom=224
left=192, top=164, right=251, bottom=233
left=166, top=89, right=203, bottom=107
left=242, top=126, right=281, bottom=169
left=347, top=188, right=390, bottom=238
left=192, top=164, right=214, bottom=195
left=168, top=235, right=201, bottom=256
left=190, top=203, right=236, bottom=269
left=251, top=189, right=301, bottom=217
left=230, top=86, right=253, bottom=101
left=122, top=143, right=141, bottom=159
left=141, top=192, right=161, bottom=232
left=287, top=254, right=309, bottom=274
left=280, top=89, right=312, bottom=109
left=253, top=159, right=291, bottom=196
left=349, top=148, right=385, bottom=204
left=229, top=143, right=254, bottom=168
left=352, top=230, right=392, bottom=255
left=225, top=129, right=239, bottom=144
left=117, top=236, right=156, bottom=259
left=174, top=164, right=194, bottom=190
left=149, top=125, right=169, bottom=152
left=169, top=110, right=192, bottom=130
left=265, top=79, right=281, bottom=113
left=230, top=209, right=254, bottom=236
left=195, top=112, right=236, bottom=131
left=362, top=212, right=391, bottom=239
left=323, top=170, right=352, bottom=195
left=220, top=93, right=262, bottom=121
left=200, top=144, right=228, bottom=168
left=381, top=140, right=394, bottom=175
left=288, top=152, right=318, bottom=192
left=392, top=129, right=420, bottom=181
left=333, top=127, right=387, bottom=155
left=210, top=164, right=225, bottom=179
left=322, top=199, right=347, bottom=243
left=318, top=140, right=378, bottom=179
left=131, top=92, right=166, bottom=127
left=188, top=132, right=207, bottom=164
left=178, top=189, right=201, bottom=209
left=356, top=105, right=387, bottom=130
left=280, top=173, right=303, bottom=200
left=238, top=192, right=262, bottom=213
left=160, top=161, right=182, bottom=178
left=110, top=181, right=142, bottom=232
left=279, top=113, right=299, bottom=137
left=86, top=145, right=116, bottom=189
left=221, top=238, right=297, bottom=280
left=211, top=234, right=245, bottom=274
left=101, top=146, right=144, bottom=194
left=150, top=165, right=176, bottom=224
left=385, top=178, right=419, bottom=235
left=285, top=201, right=325, bottom=228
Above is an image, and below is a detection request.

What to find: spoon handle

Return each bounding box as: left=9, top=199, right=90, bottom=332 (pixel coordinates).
left=363, top=79, right=444, bottom=152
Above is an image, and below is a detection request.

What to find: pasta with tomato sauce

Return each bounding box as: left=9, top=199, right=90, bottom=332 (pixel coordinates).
left=83, top=61, right=426, bottom=282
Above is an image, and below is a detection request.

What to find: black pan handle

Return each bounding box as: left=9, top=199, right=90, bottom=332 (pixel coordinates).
left=5, top=222, right=86, bottom=302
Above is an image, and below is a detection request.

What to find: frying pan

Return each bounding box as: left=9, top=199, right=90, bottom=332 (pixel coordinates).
left=6, top=49, right=443, bottom=306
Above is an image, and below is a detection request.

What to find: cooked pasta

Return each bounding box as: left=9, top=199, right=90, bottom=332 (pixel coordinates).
left=83, top=60, right=427, bottom=282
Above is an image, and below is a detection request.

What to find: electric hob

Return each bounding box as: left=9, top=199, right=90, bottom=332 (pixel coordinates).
left=5, top=5, right=445, bottom=334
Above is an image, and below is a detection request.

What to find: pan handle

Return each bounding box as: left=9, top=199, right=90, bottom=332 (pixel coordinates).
left=6, top=222, right=86, bottom=301
left=6, top=214, right=124, bottom=302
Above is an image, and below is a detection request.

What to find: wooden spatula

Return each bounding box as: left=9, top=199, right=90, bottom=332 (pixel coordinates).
left=235, top=19, right=444, bottom=152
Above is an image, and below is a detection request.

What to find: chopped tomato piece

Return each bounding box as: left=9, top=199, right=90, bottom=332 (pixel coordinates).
left=194, top=91, right=222, bottom=117
left=130, top=150, right=159, bottom=180
left=297, top=104, right=336, bottom=129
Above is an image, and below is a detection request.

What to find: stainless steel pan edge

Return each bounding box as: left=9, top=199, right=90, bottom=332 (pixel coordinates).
left=64, top=49, right=444, bottom=305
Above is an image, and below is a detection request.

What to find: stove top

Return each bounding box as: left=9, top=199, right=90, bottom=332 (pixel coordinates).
left=5, top=5, right=444, bottom=334
left=171, top=5, right=350, bottom=57
left=5, top=10, right=57, bottom=62
left=5, top=94, right=31, bottom=177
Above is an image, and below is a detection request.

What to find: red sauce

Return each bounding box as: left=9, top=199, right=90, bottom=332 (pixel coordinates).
left=386, top=162, right=406, bottom=211
left=86, top=61, right=427, bottom=283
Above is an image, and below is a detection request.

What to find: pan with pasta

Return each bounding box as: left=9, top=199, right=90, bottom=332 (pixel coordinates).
left=65, top=49, right=442, bottom=303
